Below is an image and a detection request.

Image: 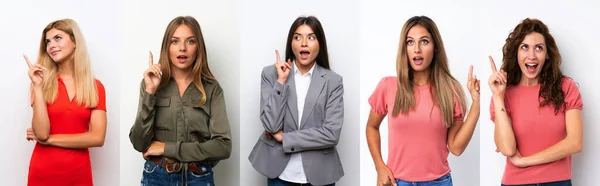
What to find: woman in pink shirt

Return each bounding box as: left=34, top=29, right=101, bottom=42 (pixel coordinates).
left=366, top=16, right=481, bottom=186
left=490, top=18, right=583, bottom=186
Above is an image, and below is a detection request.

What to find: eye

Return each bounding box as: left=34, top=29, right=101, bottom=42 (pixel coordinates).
left=187, top=39, right=196, bottom=44
left=171, top=39, right=179, bottom=44
left=308, top=35, right=316, bottom=40
left=54, top=35, right=62, bottom=41
left=420, top=40, right=429, bottom=45
left=294, top=35, right=301, bottom=41
left=535, top=45, right=543, bottom=51
left=407, top=40, right=414, bottom=45
left=45, top=39, right=51, bottom=44
left=520, top=44, right=528, bottom=50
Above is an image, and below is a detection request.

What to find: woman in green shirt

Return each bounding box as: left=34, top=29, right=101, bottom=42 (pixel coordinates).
left=129, top=16, right=232, bottom=186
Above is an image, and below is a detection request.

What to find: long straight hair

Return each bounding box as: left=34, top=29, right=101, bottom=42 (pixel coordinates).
left=393, top=16, right=466, bottom=128
left=285, top=16, right=330, bottom=70
left=38, top=19, right=98, bottom=107
left=158, top=16, right=215, bottom=106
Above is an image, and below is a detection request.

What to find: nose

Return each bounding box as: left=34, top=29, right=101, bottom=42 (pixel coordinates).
left=301, top=37, right=308, bottom=47
left=179, top=42, right=187, bottom=52
left=413, top=42, right=421, bottom=54
left=527, top=48, right=536, bottom=60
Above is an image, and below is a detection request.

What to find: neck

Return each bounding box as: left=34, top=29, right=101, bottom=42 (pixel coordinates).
left=520, top=76, right=539, bottom=86
left=412, top=70, right=430, bottom=86
left=58, top=59, right=74, bottom=79
left=172, top=67, right=193, bottom=83
left=295, top=61, right=315, bottom=74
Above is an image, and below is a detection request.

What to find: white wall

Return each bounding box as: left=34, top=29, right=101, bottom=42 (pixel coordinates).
left=0, top=1, right=121, bottom=185
left=479, top=1, right=600, bottom=185
left=118, top=0, right=240, bottom=185
left=239, top=0, right=361, bottom=185
left=359, top=0, right=481, bottom=185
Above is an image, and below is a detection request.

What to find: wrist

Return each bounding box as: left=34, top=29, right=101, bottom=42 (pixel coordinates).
left=145, top=87, right=157, bottom=95
left=276, top=78, right=286, bottom=85
left=492, top=95, right=504, bottom=101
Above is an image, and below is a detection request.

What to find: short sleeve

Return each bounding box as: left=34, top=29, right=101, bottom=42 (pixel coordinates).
left=453, top=98, right=464, bottom=121
left=490, top=97, right=510, bottom=122
left=563, top=78, right=583, bottom=111
left=93, top=79, right=107, bottom=111
left=368, top=77, right=393, bottom=115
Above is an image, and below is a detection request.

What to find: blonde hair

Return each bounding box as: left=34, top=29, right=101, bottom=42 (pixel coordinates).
left=38, top=19, right=98, bottom=107
left=393, top=16, right=466, bottom=128
left=158, top=16, right=215, bottom=106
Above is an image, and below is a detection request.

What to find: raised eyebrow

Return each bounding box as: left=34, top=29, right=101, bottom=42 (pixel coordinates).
left=46, top=34, right=61, bottom=40
left=294, top=32, right=315, bottom=36
left=170, top=36, right=195, bottom=39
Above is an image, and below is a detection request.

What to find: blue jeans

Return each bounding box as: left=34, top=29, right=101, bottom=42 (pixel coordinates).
left=501, top=180, right=572, bottom=186
left=267, top=178, right=335, bottom=186
left=141, top=159, right=215, bottom=186
left=396, top=173, right=453, bottom=186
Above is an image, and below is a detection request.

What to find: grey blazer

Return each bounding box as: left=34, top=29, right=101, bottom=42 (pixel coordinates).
left=249, top=64, right=345, bottom=185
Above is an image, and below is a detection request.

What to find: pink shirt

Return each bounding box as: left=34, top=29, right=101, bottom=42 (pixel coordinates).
left=369, top=77, right=464, bottom=181
left=490, top=77, right=583, bottom=185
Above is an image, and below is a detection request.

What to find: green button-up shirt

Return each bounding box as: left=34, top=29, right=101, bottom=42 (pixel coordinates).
left=129, top=77, right=231, bottom=165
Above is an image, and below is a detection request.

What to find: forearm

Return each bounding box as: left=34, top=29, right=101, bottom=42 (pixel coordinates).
left=164, top=137, right=232, bottom=162
left=129, top=89, right=156, bottom=152
left=522, top=135, right=582, bottom=166
left=493, top=96, right=516, bottom=156
left=46, top=132, right=105, bottom=149
left=260, top=82, right=288, bottom=133
left=449, top=100, right=480, bottom=155
left=31, top=86, right=50, bottom=141
left=366, top=125, right=386, bottom=169
left=281, top=124, right=341, bottom=153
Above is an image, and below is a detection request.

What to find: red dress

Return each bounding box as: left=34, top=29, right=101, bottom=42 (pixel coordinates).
left=27, top=77, right=106, bottom=186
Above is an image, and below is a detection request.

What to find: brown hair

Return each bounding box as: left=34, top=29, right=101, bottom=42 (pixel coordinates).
left=501, top=18, right=565, bottom=114
left=158, top=16, right=215, bottom=106
left=393, top=16, right=466, bottom=128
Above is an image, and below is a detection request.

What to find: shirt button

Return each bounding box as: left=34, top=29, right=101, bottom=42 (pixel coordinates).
left=291, top=147, right=295, bottom=152
left=277, top=90, right=281, bottom=95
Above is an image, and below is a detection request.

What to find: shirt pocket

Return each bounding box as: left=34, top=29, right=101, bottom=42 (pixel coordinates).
left=188, top=106, right=211, bottom=141
left=154, top=97, right=174, bottom=131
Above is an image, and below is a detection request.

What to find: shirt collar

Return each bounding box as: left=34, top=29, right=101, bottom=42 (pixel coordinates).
left=293, top=61, right=316, bottom=76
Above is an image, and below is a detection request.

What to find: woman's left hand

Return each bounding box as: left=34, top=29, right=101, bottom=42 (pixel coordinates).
left=143, top=141, right=165, bottom=159
left=26, top=128, right=50, bottom=145
left=509, top=151, right=529, bottom=167
left=467, top=65, right=480, bottom=102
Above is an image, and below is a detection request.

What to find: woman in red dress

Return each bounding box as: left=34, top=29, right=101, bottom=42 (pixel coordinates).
left=24, top=19, right=107, bottom=186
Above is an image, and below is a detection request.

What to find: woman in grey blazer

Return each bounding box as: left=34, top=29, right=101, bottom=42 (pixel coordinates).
left=249, top=16, right=344, bottom=186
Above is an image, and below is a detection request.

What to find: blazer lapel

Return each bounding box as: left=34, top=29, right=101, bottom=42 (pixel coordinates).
left=286, top=65, right=299, bottom=130
left=300, top=65, right=326, bottom=128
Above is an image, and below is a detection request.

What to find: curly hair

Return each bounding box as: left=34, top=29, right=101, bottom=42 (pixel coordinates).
left=501, top=18, right=565, bottom=114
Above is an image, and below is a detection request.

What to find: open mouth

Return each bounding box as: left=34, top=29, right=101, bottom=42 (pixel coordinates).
left=525, top=63, right=538, bottom=73
left=299, top=50, right=310, bottom=60
left=176, top=55, right=188, bottom=62
left=413, top=56, right=424, bottom=65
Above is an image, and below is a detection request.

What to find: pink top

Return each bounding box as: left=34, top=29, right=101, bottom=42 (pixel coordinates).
left=490, top=77, right=583, bottom=185
left=369, top=77, right=464, bottom=181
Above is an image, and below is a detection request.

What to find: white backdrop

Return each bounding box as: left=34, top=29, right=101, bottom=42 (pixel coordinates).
left=0, top=0, right=121, bottom=185
left=479, top=1, right=600, bottom=185
left=359, top=0, right=481, bottom=185
left=239, top=0, right=361, bottom=185
left=118, top=0, right=240, bottom=185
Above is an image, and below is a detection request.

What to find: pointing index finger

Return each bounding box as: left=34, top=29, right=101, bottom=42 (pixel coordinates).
left=23, top=55, right=33, bottom=68
left=468, top=65, right=473, bottom=81
left=489, top=56, right=498, bottom=72
left=148, top=51, right=154, bottom=67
